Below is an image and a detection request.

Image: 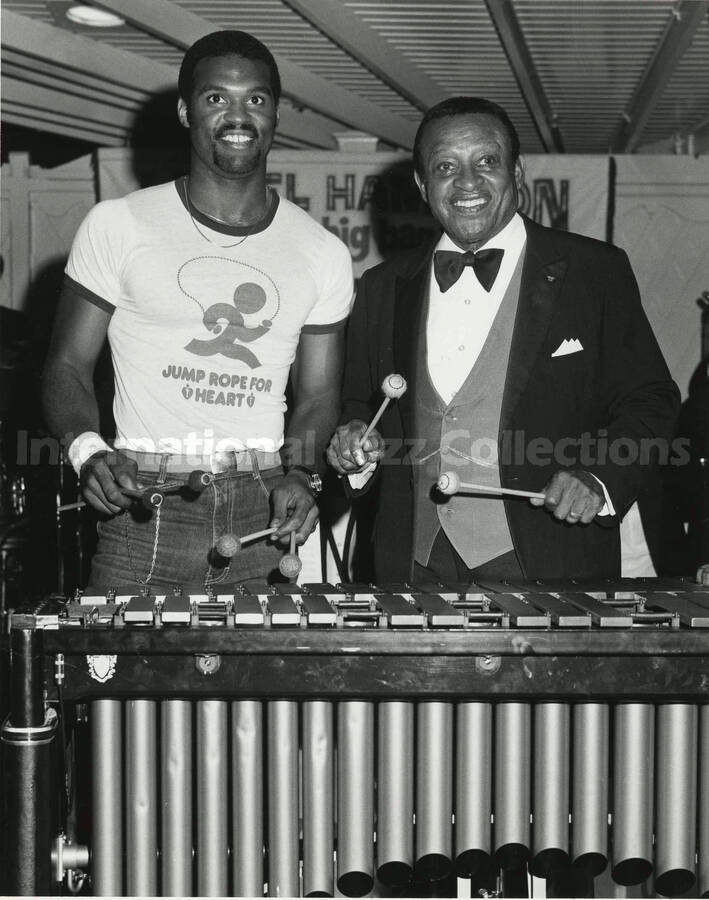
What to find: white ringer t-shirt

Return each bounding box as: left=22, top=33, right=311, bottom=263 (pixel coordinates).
left=65, top=180, right=354, bottom=455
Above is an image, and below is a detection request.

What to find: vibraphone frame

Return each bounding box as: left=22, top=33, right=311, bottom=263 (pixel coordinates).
left=3, top=577, right=709, bottom=897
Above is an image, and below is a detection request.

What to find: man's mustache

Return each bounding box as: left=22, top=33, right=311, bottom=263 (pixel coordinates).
left=215, top=124, right=259, bottom=140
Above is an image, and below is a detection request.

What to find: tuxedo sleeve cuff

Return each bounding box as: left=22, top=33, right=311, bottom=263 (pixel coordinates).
left=589, top=473, right=615, bottom=517
left=347, top=461, right=377, bottom=491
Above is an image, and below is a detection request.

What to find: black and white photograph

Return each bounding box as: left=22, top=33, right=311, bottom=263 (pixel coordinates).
left=1, top=1, right=709, bottom=897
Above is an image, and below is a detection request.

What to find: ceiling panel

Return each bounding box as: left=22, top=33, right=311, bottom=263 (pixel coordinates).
left=344, top=0, right=541, bottom=151
left=642, top=12, right=709, bottom=148
left=2, top=0, right=708, bottom=156
left=176, top=0, right=421, bottom=119
left=514, top=0, right=677, bottom=153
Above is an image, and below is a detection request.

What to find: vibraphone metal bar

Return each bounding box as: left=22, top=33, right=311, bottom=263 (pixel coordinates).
left=2, top=577, right=709, bottom=898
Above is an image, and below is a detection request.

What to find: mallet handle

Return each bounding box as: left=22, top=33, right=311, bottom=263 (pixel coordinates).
left=241, top=526, right=279, bottom=545
left=58, top=500, right=85, bottom=513
left=361, top=398, right=390, bottom=443
left=459, top=480, right=546, bottom=500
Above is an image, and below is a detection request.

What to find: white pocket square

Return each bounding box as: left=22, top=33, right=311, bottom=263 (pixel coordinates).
left=551, top=338, right=583, bottom=357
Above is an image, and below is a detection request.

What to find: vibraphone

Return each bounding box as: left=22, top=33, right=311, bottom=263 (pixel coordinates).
left=3, top=577, right=709, bottom=898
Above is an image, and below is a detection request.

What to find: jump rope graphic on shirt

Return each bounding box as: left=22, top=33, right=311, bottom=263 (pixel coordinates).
left=177, top=256, right=281, bottom=369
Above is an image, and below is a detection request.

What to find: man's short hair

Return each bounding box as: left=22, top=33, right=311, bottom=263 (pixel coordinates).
left=178, top=30, right=281, bottom=104
left=413, top=97, right=521, bottom=178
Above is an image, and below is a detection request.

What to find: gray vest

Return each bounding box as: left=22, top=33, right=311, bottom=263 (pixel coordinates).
left=413, top=256, right=523, bottom=569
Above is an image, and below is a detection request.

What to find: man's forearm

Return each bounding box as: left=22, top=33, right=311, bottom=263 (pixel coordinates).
left=42, top=360, right=102, bottom=443
left=41, top=281, right=113, bottom=444
left=282, top=391, right=341, bottom=476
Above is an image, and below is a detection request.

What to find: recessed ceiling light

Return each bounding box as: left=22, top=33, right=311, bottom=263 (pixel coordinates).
left=66, top=5, right=126, bottom=27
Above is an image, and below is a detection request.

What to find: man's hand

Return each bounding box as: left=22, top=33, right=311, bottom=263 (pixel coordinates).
left=80, top=450, right=139, bottom=515
left=269, top=470, right=319, bottom=545
left=326, top=419, right=385, bottom=474
left=529, top=469, right=605, bottom=524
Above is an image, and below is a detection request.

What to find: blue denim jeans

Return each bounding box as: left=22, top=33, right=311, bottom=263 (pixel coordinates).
left=88, top=466, right=286, bottom=592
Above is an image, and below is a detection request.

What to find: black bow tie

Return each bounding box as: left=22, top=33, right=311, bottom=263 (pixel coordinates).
left=433, top=247, right=504, bottom=293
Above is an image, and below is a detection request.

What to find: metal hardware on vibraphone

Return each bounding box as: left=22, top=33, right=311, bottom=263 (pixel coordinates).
left=3, top=577, right=709, bottom=898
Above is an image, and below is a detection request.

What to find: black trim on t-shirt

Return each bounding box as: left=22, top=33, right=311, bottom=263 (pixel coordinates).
left=301, top=316, right=349, bottom=335
left=174, top=176, right=280, bottom=236
left=63, top=274, right=115, bottom=314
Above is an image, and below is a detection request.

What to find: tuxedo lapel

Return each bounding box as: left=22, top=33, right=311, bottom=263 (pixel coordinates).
left=501, top=219, right=568, bottom=430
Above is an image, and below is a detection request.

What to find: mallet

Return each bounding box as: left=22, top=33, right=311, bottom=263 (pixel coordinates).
left=126, top=487, right=166, bottom=510
left=57, top=470, right=211, bottom=513
left=215, top=526, right=279, bottom=558
left=361, top=373, right=407, bottom=442
left=187, top=470, right=213, bottom=492
left=134, top=474, right=213, bottom=507
left=436, top=470, right=546, bottom=500
left=58, top=484, right=169, bottom=512
left=279, top=532, right=302, bottom=579
left=110, top=479, right=188, bottom=510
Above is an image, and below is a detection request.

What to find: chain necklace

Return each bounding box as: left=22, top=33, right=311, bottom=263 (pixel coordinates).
left=183, top=178, right=272, bottom=249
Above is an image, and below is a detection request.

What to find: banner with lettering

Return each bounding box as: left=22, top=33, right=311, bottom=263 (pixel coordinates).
left=97, top=148, right=611, bottom=278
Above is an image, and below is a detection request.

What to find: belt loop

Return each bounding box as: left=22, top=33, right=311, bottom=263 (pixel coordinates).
left=157, top=454, right=170, bottom=484
left=248, top=448, right=260, bottom=480
left=248, top=448, right=270, bottom=499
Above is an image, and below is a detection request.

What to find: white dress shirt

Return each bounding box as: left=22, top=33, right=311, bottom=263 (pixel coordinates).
left=427, top=213, right=526, bottom=404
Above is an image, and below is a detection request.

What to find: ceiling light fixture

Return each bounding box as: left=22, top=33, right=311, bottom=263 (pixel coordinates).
left=65, top=5, right=126, bottom=27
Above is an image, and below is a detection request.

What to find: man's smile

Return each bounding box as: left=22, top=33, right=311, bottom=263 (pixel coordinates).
left=451, top=196, right=488, bottom=212
left=218, top=131, right=256, bottom=146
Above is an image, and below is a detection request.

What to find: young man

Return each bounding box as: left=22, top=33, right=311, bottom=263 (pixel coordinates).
left=328, top=96, right=679, bottom=583
left=43, top=31, right=353, bottom=590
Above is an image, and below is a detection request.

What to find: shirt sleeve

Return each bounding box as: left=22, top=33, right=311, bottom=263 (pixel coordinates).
left=302, top=235, right=354, bottom=333
left=65, top=199, right=126, bottom=310
left=589, top=473, right=614, bottom=517
left=348, top=461, right=377, bottom=489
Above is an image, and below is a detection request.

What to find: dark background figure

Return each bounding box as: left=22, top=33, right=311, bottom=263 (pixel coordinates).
left=639, top=293, right=709, bottom=579
left=127, top=87, right=191, bottom=190
left=680, top=353, right=709, bottom=571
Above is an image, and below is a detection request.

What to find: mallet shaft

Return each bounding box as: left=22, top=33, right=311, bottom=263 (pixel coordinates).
left=241, top=526, right=279, bottom=545
left=361, top=398, right=390, bottom=443
left=459, top=481, right=546, bottom=500
left=58, top=500, right=85, bottom=513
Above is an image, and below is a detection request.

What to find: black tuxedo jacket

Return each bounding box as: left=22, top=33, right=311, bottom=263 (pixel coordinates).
left=342, top=215, right=680, bottom=581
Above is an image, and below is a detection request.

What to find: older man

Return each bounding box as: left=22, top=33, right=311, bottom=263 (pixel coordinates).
left=328, top=96, right=678, bottom=583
